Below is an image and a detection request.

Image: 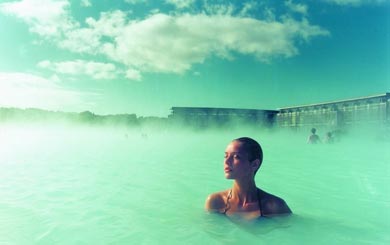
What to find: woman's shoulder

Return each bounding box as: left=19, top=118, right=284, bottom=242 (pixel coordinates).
left=205, top=190, right=229, bottom=212
left=258, top=189, right=292, bottom=216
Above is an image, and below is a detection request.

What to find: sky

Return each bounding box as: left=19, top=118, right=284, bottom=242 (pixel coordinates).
left=0, top=0, right=389, bottom=117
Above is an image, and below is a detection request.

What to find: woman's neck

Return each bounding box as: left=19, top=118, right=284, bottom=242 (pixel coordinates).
left=232, top=180, right=258, bottom=205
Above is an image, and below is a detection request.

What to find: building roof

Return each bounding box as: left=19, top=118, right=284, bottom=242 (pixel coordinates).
left=278, top=93, right=390, bottom=110
left=171, top=106, right=279, bottom=113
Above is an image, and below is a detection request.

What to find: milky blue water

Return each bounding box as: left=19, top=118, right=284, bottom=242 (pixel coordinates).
left=0, top=124, right=389, bottom=244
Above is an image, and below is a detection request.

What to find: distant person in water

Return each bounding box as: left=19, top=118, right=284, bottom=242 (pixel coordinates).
left=204, top=137, right=292, bottom=219
left=307, top=128, right=321, bottom=144
left=324, top=132, right=334, bottom=144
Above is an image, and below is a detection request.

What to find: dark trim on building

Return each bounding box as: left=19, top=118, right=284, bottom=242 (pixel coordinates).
left=170, top=107, right=279, bottom=128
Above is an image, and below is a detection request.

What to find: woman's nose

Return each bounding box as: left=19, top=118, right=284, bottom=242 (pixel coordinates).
left=224, top=156, right=232, bottom=165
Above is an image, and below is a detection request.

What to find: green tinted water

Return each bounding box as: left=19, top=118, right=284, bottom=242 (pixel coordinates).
left=0, top=124, right=389, bottom=244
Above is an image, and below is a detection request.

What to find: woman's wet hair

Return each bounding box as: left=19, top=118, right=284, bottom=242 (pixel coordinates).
left=233, top=137, right=263, bottom=174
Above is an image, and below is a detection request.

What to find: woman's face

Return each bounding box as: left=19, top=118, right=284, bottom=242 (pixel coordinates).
left=224, top=141, right=252, bottom=180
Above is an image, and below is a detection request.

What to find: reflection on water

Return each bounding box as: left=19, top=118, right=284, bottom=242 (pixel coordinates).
left=0, top=123, right=389, bottom=244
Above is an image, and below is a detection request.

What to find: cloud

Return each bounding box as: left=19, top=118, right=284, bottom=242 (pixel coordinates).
left=37, top=60, right=119, bottom=80
left=81, top=0, right=92, bottom=7
left=104, top=13, right=329, bottom=74
left=0, top=0, right=330, bottom=80
left=324, top=0, right=389, bottom=5
left=165, top=0, right=195, bottom=9
left=238, top=1, right=259, bottom=17
left=125, top=68, right=142, bottom=81
left=0, top=0, right=76, bottom=37
left=57, top=28, right=102, bottom=54
left=0, top=72, right=90, bottom=110
left=285, top=0, right=308, bottom=15
left=85, top=10, right=128, bottom=37
left=203, top=3, right=236, bottom=15
left=124, top=0, right=147, bottom=4
left=53, top=10, right=128, bottom=54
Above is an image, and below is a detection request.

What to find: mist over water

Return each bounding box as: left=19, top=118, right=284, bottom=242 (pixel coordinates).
left=0, top=122, right=389, bottom=244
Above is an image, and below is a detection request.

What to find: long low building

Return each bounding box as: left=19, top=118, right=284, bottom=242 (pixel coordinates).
left=170, top=93, right=390, bottom=129
left=276, top=93, right=390, bottom=129
left=169, top=107, right=279, bottom=128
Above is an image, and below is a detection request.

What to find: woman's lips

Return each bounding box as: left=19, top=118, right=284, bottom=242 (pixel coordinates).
left=224, top=168, right=232, bottom=173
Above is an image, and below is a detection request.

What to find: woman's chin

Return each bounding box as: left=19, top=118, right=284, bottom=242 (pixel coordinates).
left=224, top=173, right=233, bottom=179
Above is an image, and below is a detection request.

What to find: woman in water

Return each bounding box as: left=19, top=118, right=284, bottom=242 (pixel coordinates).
left=205, top=137, right=292, bottom=219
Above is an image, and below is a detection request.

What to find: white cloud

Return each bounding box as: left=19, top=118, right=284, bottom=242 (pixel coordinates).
left=104, top=13, right=329, bottom=74
left=0, top=0, right=330, bottom=80
left=0, top=72, right=88, bottom=110
left=124, top=0, right=147, bottom=4
left=125, top=68, right=142, bottom=81
left=165, top=0, right=195, bottom=9
left=0, top=0, right=76, bottom=37
left=81, top=0, right=92, bottom=7
left=58, top=28, right=102, bottom=54
left=324, top=0, right=389, bottom=5
left=57, top=10, right=128, bottom=54
left=203, top=3, right=236, bottom=15
left=85, top=10, right=128, bottom=37
left=285, top=0, right=308, bottom=15
left=37, top=60, right=119, bottom=80
left=239, top=1, right=258, bottom=17
left=46, top=11, right=329, bottom=76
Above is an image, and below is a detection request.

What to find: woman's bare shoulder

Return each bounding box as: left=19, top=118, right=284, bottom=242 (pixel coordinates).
left=258, top=189, right=292, bottom=216
left=205, top=190, right=229, bottom=212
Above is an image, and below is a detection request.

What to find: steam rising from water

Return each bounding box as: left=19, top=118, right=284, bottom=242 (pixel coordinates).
left=0, top=121, right=389, bottom=244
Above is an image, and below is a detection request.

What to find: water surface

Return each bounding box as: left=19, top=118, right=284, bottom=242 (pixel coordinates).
left=0, top=124, right=389, bottom=244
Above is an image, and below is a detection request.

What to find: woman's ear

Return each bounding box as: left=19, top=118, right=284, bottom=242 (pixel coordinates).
left=251, top=159, right=260, bottom=171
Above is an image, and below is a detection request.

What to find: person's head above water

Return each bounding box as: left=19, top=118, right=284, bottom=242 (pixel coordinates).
left=233, top=137, right=263, bottom=163
left=225, top=137, right=263, bottom=179
left=233, top=137, right=263, bottom=175
left=311, top=128, right=317, bottom=134
left=206, top=136, right=292, bottom=218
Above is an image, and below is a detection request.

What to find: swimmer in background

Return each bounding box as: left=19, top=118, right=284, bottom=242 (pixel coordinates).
left=205, top=137, right=292, bottom=219
left=307, top=128, right=321, bottom=144
left=324, top=132, right=334, bottom=144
